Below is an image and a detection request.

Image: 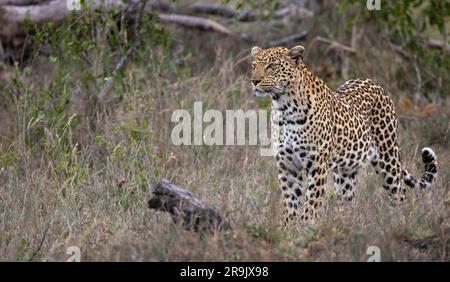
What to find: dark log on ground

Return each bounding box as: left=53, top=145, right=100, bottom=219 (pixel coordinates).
left=148, top=179, right=232, bottom=232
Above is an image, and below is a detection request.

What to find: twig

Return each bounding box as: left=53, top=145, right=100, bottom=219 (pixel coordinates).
left=157, top=13, right=234, bottom=36
left=97, top=43, right=133, bottom=101
left=27, top=219, right=52, bottom=262
left=97, top=0, right=148, bottom=101
left=426, top=39, right=450, bottom=53
left=310, top=36, right=358, bottom=54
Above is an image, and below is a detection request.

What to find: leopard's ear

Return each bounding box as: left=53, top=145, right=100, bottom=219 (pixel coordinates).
left=288, top=45, right=305, bottom=62
left=251, top=46, right=262, bottom=57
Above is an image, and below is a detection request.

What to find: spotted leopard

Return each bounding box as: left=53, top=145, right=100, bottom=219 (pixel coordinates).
left=250, top=45, right=438, bottom=225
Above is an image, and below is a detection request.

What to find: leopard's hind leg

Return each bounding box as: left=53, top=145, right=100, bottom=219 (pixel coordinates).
left=369, top=95, right=406, bottom=202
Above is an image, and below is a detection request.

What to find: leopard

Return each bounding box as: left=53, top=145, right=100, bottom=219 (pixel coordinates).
left=250, top=45, right=438, bottom=226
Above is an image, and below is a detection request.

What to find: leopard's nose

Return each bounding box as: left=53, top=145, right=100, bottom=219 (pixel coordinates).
left=251, top=79, right=261, bottom=86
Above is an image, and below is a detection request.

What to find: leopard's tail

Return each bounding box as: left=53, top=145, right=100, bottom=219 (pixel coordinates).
left=403, top=147, right=437, bottom=189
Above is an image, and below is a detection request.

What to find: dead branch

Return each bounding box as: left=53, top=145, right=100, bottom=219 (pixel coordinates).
left=148, top=179, right=232, bottom=232
left=0, top=0, right=310, bottom=43
left=157, top=13, right=234, bottom=36
left=97, top=47, right=133, bottom=101
left=0, top=0, right=70, bottom=37
left=97, top=0, right=149, bottom=102
left=0, top=0, right=312, bottom=38
left=0, top=0, right=310, bottom=64
left=0, top=0, right=141, bottom=38
left=0, top=1, right=237, bottom=38
left=0, top=0, right=46, bottom=5
left=426, top=39, right=450, bottom=53
left=310, top=36, right=358, bottom=54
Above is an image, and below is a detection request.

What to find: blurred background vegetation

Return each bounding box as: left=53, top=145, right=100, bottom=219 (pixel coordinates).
left=0, top=0, right=449, bottom=261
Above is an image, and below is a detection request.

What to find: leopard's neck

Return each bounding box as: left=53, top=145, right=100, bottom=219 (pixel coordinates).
left=271, top=64, right=333, bottom=127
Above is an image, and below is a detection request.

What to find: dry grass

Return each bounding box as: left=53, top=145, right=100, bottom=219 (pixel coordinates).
left=0, top=2, right=449, bottom=262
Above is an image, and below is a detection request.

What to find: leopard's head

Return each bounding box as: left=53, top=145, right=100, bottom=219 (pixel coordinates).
left=250, top=45, right=305, bottom=97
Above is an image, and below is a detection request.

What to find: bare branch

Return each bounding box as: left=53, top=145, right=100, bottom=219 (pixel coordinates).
left=157, top=13, right=234, bottom=36
left=426, top=39, right=450, bottom=53
left=97, top=47, right=133, bottom=101
left=310, top=36, right=358, bottom=54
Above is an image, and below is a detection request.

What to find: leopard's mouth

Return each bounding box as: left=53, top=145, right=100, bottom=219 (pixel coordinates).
left=254, top=89, right=269, bottom=97
left=252, top=84, right=270, bottom=97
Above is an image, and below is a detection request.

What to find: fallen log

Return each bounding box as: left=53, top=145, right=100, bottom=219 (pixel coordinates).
left=148, top=179, right=232, bottom=232
left=0, top=0, right=138, bottom=38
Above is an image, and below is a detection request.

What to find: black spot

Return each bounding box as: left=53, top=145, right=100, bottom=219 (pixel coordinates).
left=296, top=118, right=307, bottom=125
left=386, top=177, right=393, bottom=185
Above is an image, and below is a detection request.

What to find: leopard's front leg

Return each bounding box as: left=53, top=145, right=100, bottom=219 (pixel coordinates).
left=301, top=162, right=328, bottom=221
left=276, top=158, right=304, bottom=226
